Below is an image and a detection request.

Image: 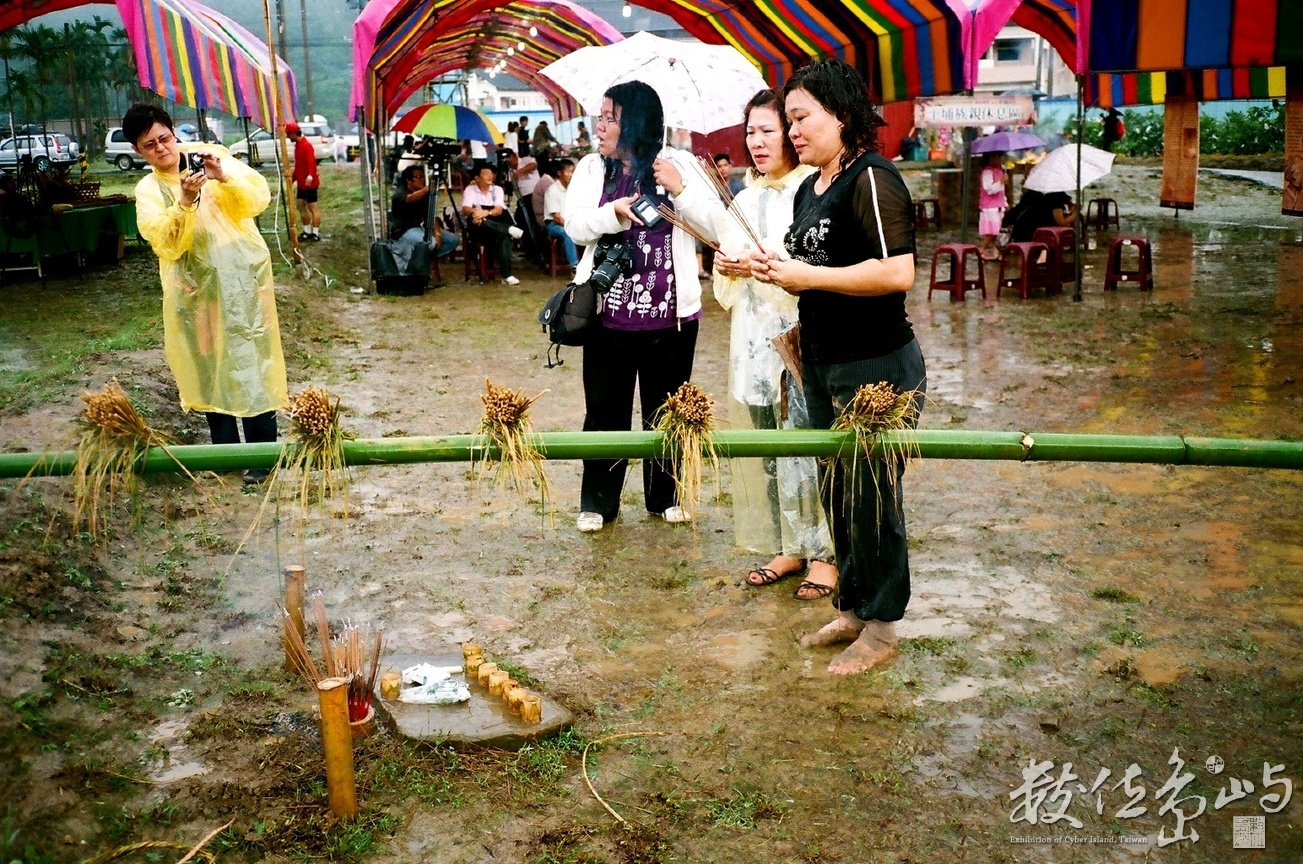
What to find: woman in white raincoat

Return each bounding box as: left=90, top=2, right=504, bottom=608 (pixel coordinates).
left=125, top=104, right=287, bottom=464
left=713, top=89, right=837, bottom=600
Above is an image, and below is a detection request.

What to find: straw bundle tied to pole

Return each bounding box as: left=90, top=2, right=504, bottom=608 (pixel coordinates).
left=282, top=594, right=383, bottom=722
left=67, top=380, right=191, bottom=540
left=654, top=382, right=720, bottom=519
left=474, top=379, right=550, bottom=505
left=283, top=387, right=355, bottom=510
left=831, top=381, right=923, bottom=521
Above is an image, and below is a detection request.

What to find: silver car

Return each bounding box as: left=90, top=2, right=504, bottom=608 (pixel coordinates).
left=229, top=122, right=337, bottom=164
left=0, top=133, right=80, bottom=171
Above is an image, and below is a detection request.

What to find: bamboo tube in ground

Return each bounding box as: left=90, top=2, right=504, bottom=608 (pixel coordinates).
left=520, top=693, right=542, bottom=723
left=465, top=655, right=484, bottom=678
left=283, top=565, right=307, bottom=673
left=488, top=669, right=509, bottom=696
left=477, top=662, right=498, bottom=688
left=317, top=677, right=359, bottom=819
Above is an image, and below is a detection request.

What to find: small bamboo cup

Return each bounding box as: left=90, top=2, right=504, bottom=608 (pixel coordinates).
left=506, top=685, right=527, bottom=716
left=520, top=693, right=542, bottom=724
left=500, top=678, right=518, bottom=703
left=477, top=662, right=498, bottom=688
left=462, top=642, right=482, bottom=662
left=379, top=671, right=401, bottom=700
left=488, top=669, right=509, bottom=696
left=464, top=654, right=484, bottom=677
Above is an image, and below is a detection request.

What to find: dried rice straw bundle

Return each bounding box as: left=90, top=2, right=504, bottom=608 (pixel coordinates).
left=830, top=381, right=924, bottom=523
left=474, top=378, right=551, bottom=505
left=69, top=380, right=190, bottom=539
left=281, top=386, right=355, bottom=511
left=653, top=382, right=720, bottom=520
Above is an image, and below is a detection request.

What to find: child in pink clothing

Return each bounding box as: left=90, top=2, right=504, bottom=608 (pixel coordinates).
left=978, top=153, right=1007, bottom=261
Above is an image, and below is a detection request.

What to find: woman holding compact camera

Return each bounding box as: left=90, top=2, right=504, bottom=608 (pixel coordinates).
left=563, top=80, right=723, bottom=533
left=126, top=103, right=286, bottom=473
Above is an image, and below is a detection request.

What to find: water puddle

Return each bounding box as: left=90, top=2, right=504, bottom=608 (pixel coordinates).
left=145, top=718, right=209, bottom=784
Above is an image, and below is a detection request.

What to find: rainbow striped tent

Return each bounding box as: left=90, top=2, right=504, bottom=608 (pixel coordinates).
left=116, top=0, right=296, bottom=131
left=967, top=0, right=1292, bottom=107
left=351, top=0, right=970, bottom=129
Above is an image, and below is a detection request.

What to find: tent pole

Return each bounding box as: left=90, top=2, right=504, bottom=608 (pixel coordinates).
left=1073, top=74, right=1084, bottom=303
left=959, top=17, right=976, bottom=245
left=262, top=0, right=300, bottom=261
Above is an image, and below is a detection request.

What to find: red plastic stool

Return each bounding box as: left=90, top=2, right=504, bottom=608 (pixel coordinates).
left=1032, top=226, right=1076, bottom=285
left=997, top=241, right=1050, bottom=299
left=1086, top=197, right=1120, bottom=230
left=929, top=243, right=986, bottom=301
left=913, top=197, right=942, bottom=231
left=1103, top=236, right=1153, bottom=291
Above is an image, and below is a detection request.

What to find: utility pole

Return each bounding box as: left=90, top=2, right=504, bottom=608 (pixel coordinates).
left=299, top=0, right=314, bottom=118
left=275, top=0, right=289, bottom=98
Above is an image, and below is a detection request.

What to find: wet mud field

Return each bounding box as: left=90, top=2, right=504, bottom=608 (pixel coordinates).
left=1, top=163, right=1301, bottom=863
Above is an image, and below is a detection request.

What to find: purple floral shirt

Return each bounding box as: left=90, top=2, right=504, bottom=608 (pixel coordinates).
left=599, top=171, right=701, bottom=331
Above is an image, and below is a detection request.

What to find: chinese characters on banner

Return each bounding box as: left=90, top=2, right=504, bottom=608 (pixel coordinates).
left=913, top=95, right=1037, bottom=129
left=1010, top=748, right=1292, bottom=848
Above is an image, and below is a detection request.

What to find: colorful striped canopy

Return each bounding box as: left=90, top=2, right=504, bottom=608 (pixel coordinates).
left=0, top=0, right=113, bottom=32
left=634, top=0, right=966, bottom=103
left=968, top=0, right=1294, bottom=106
left=1080, top=0, right=1303, bottom=74
left=352, top=0, right=621, bottom=130
left=116, top=0, right=296, bottom=131
left=1087, top=66, right=1287, bottom=108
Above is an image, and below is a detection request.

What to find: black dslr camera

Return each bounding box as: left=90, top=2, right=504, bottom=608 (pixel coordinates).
left=588, top=238, right=633, bottom=292
left=412, top=136, right=461, bottom=162
left=187, top=152, right=205, bottom=174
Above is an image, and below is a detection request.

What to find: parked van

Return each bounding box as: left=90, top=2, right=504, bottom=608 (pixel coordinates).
left=104, top=126, right=198, bottom=171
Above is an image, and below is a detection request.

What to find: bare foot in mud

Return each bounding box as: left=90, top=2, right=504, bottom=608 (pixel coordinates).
left=827, top=632, right=898, bottom=675
left=800, top=612, right=864, bottom=648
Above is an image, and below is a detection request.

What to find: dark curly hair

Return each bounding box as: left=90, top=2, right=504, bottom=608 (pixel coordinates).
left=741, top=88, right=799, bottom=174
left=782, top=58, right=885, bottom=173
left=122, top=103, right=174, bottom=149
left=603, top=80, right=663, bottom=193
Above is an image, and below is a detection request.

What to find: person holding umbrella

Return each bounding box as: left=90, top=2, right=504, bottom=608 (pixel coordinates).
left=977, top=152, right=1007, bottom=261
left=752, top=58, right=925, bottom=675
left=564, top=80, right=725, bottom=533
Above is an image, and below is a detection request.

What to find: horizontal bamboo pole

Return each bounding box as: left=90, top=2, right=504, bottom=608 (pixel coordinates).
left=2, top=430, right=1302, bottom=480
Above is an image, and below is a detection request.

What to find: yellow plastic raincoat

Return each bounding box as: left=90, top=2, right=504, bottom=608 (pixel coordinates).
left=135, top=145, right=287, bottom=417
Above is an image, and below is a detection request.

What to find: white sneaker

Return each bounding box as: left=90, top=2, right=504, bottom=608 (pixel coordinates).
left=661, top=506, right=691, bottom=524
left=502, top=275, right=521, bottom=285
left=508, top=226, right=524, bottom=240
left=576, top=511, right=604, bottom=533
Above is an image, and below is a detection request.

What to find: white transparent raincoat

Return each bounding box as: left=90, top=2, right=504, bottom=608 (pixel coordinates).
left=135, top=145, right=287, bottom=417
left=713, top=164, right=832, bottom=559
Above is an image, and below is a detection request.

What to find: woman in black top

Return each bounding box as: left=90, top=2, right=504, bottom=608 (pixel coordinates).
left=754, top=58, right=926, bottom=675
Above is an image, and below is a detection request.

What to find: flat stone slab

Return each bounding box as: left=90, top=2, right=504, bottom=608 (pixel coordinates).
left=372, top=652, right=572, bottom=751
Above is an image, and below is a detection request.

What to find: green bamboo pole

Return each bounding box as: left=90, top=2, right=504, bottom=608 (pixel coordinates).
left=4, top=430, right=1303, bottom=480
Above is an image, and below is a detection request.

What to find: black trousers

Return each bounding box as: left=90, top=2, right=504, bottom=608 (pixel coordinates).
left=470, top=215, right=514, bottom=278
left=804, top=339, right=926, bottom=623
left=580, top=319, right=699, bottom=520
left=205, top=410, right=278, bottom=445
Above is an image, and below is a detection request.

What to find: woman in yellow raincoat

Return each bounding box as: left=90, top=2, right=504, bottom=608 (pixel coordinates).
left=124, top=104, right=287, bottom=461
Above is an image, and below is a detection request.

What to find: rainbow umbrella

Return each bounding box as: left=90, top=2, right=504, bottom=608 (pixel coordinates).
left=391, top=104, right=503, bottom=145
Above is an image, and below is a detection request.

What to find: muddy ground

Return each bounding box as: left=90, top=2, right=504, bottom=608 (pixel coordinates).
left=1, top=161, right=1301, bottom=864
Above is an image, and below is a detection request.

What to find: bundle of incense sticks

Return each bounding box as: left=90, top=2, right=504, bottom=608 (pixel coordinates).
left=698, top=156, right=767, bottom=254
left=655, top=203, right=720, bottom=251
left=282, top=595, right=384, bottom=722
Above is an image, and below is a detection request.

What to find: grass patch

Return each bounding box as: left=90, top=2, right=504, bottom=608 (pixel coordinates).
left=1092, top=586, right=1142, bottom=604
left=902, top=636, right=957, bottom=656
left=703, top=786, right=782, bottom=829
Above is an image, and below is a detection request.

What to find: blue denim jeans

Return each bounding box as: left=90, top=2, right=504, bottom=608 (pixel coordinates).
left=545, top=220, right=578, bottom=266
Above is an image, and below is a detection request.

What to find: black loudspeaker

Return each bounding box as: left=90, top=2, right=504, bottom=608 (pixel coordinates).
left=370, top=239, right=431, bottom=296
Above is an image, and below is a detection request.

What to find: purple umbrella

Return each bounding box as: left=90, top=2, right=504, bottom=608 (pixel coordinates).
left=971, top=131, right=1045, bottom=153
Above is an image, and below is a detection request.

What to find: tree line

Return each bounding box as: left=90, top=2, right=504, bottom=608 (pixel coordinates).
left=0, top=18, right=144, bottom=154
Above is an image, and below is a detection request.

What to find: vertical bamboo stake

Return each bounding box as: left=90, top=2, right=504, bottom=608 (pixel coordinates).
left=317, top=677, right=358, bottom=819
left=283, top=565, right=306, bottom=673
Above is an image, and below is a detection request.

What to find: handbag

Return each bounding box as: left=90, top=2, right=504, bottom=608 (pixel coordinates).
left=538, top=280, right=598, bottom=367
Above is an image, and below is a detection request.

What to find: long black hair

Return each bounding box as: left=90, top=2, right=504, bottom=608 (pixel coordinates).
left=603, top=80, right=663, bottom=192
left=782, top=58, right=885, bottom=173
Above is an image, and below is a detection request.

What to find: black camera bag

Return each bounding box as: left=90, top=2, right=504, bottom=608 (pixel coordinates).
left=538, top=279, right=598, bottom=358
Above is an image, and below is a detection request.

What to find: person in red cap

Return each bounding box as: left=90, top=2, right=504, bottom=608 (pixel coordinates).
left=285, top=122, right=320, bottom=241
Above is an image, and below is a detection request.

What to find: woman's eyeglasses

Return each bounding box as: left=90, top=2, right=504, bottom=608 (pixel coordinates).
left=597, top=114, right=619, bottom=128
left=139, top=132, right=176, bottom=152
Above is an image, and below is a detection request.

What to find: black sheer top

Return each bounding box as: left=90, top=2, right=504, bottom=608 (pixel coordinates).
left=784, top=150, right=916, bottom=364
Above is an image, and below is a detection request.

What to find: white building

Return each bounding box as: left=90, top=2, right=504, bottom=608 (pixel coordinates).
left=975, top=26, right=1076, bottom=98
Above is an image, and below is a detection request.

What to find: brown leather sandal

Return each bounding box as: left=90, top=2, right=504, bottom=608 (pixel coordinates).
left=746, top=562, right=806, bottom=587
left=793, top=580, right=835, bottom=601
